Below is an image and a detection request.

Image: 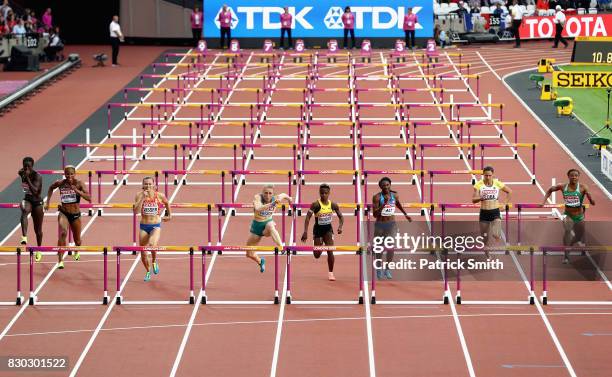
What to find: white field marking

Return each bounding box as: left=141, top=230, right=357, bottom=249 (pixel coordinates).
left=6, top=310, right=610, bottom=338
left=410, top=51, right=479, bottom=377
left=168, top=52, right=259, bottom=377
left=508, top=251, right=578, bottom=377
left=0, top=51, right=200, bottom=343
left=68, top=52, right=224, bottom=377
left=268, top=54, right=313, bottom=377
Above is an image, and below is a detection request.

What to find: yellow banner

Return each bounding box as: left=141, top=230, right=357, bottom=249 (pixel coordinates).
left=552, top=71, right=612, bottom=88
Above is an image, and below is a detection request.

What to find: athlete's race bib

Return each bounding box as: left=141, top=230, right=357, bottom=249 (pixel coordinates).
left=395, top=40, right=405, bottom=53
left=480, top=188, right=498, bottom=201
left=295, top=39, right=305, bottom=52
left=565, top=195, right=580, bottom=207
left=317, top=213, right=333, bottom=225
left=230, top=40, right=240, bottom=52
left=22, top=182, right=31, bottom=194
left=328, top=39, right=338, bottom=53
left=60, top=188, right=77, bottom=204
left=142, top=202, right=159, bottom=216
left=381, top=204, right=395, bottom=217
left=197, top=40, right=207, bottom=53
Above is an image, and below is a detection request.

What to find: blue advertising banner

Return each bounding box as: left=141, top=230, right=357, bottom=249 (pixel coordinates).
left=204, top=0, right=433, bottom=38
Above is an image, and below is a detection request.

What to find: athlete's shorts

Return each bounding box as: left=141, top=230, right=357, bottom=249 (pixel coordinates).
left=564, top=211, right=585, bottom=223
left=479, top=208, right=501, bottom=222
left=23, top=198, right=43, bottom=208
left=59, top=208, right=81, bottom=223
left=250, top=219, right=272, bottom=237
left=140, top=223, right=161, bottom=235
left=313, top=224, right=333, bottom=238
left=374, top=221, right=397, bottom=237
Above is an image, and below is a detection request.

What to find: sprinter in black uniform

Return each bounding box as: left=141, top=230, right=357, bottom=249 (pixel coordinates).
left=44, top=165, right=91, bottom=268
left=19, top=157, right=44, bottom=248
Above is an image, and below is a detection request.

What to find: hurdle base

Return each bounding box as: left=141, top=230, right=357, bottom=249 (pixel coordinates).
left=541, top=295, right=547, bottom=305
left=371, top=296, right=376, bottom=304
left=189, top=296, right=195, bottom=305
left=529, top=296, right=535, bottom=305
left=116, top=296, right=122, bottom=305
left=201, top=295, right=207, bottom=304
left=29, top=296, right=35, bottom=305
left=16, top=296, right=24, bottom=305
left=456, top=295, right=462, bottom=304
left=443, top=295, right=449, bottom=305
left=286, top=296, right=292, bottom=304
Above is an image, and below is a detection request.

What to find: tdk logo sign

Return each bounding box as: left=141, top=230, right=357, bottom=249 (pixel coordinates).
left=217, top=6, right=422, bottom=30
left=324, top=7, right=344, bottom=29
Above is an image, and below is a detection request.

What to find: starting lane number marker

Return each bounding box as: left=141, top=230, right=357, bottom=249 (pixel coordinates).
left=197, top=40, right=207, bottom=53
left=263, top=39, right=273, bottom=52
left=395, top=39, right=405, bottom=53
left=361, top=40, right=372, bottom=56
left=296, top=39, right=305, bottom=52
left=328, top=39, right=338, bottom=53
left=230, top=39, right=240, bottom=52
left=427, top=39, right=436, bottom=53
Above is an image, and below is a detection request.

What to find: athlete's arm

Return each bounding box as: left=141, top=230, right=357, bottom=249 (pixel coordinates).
left=253, top=194, right=266, bottom=211
left=332, top=202, right=344, bottom=233
left=134, top=192, right=145, bottom=214
left=472, top=187, right=482, bottom=204
left=582, top=184, right=595, bottom=205
left=301, top=202, right=318, bottom=242
left=372, top=193, right=382, bottom=217
left=501, top=185, right=511, bottom=205
left=44, top=180, right=61, bottom=211
left=541, top=184, right=563, bottom=205
left=394, top=193, right=412, bottom=222
left=160, top=193, right=172, bottom=220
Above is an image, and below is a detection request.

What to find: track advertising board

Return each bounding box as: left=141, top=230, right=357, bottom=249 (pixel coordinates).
left=204, top=0, right=433, bottom=38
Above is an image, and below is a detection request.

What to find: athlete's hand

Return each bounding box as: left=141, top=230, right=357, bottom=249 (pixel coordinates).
left=405, top=214, right=412, bottom=222
left=18, top=169, right=25, bottom=178
left=301, top=232, right=307, bottom=242
left=337, top=227, right=343, bottom=235
left=162, top=215, right=171, bottom=222
left=44, top=201, right=50, bottom=211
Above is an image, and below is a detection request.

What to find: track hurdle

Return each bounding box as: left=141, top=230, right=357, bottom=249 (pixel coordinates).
left=363, top=203, right=448, bottom=304
left=539, top=245, right=612, bottom=305
left=27, top=246, right=109, bottom=305
left=230, top=170, right=293, bottom=203
left=362, top=170, right=425, bottom=207
left=357, top=121, right=410, bottom=143
left=359, top=143, right=417, bottom=172
left=285, top=245, right=363, bottom=304
left=296, top=170, right=359, bottom=205
left=404, top=103, right=453, bottom=122
left=411, top=121, right=463, bottom=144
left=201, top=245, right=280, bottom=304
left=161, top=170, right=226, bottom=201
left=300, top=143, right=356, bottom=170
left=0, top=246, right=25, bottom=305
left=291, top=202, right=362, bottom=245
left=240, top=143, right=298, bottom=171
left=303, top=121, right=354, bottom=143
left=454, top=102, right=502, bottom=122
left=428, top=170, right=483, bottom=204
left=419, top=143, right=477, bottom=172
left=141, top=121, right=199, bottom=146
left=478, top=143, right=537, bottom=184
left=461, top=121, right=519, bottom=144
left=114, top=246, right=196, bottom=305
left=179, top=143, right=240, bottom=171
left=62, top=143, right=118, bottom=170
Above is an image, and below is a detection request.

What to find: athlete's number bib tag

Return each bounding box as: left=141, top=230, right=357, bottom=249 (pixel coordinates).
left=381, top=205, right=395, bottom=217
left=143, top=203, right=158, bottom=215
left=295, top=39, right=305, bottom=52
left=318, top=213, right=332, bottom=225
left=230, top=39, right=240, bottom=52
left=60, top=189, right=77, bottom=204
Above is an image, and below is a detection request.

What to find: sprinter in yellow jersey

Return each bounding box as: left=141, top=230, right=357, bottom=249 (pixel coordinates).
left=246, top=185, right=292, bottom=272
left=472, top=166, right=511, bottom=255
left=301, top=184, right=344, bottom=281
left=542, top=169, right=595, bottom=263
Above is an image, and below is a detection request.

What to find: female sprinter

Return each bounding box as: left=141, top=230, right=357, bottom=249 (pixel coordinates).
left=542, top=169, right=595, bottom=263
left=301, top=183, right=344, bottom=281
left=44, top=165, right=91, bottom=268
left=472, top=166, right=511, bottom=256
left=134, top=177, right=171, bottom=281
left=19, top=157, right=44, bottom=248
left=372, top=177, right=412, bottom=280
left=247, top=185, right=292, bottom=273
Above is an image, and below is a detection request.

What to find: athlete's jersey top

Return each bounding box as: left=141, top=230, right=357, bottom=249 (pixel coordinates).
left=474, top=179, right=505, bottom=201
left=315, top=199, right=333, bottom=225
